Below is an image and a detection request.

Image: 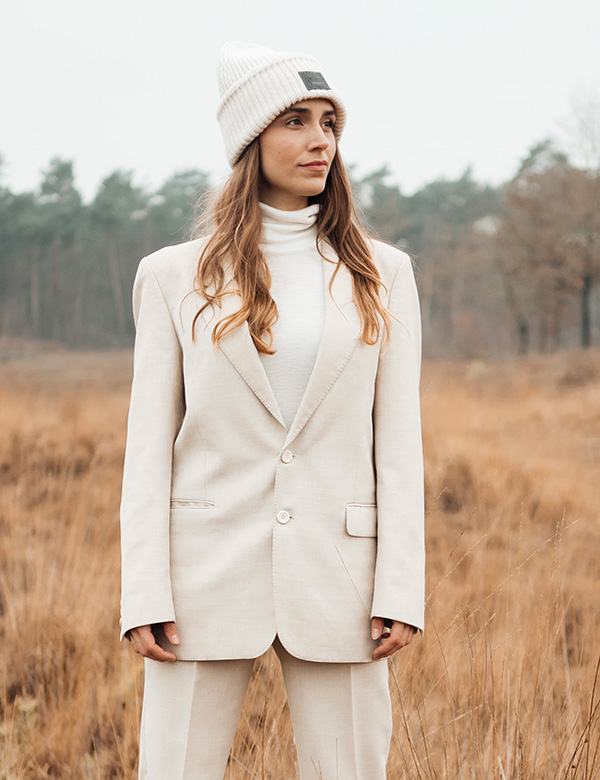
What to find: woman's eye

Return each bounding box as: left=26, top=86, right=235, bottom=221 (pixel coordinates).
left=286, top=117, right=302, bottom=126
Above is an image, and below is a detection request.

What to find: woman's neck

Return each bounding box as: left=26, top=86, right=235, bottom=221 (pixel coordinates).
left=258, top=187, right=308, bottom=211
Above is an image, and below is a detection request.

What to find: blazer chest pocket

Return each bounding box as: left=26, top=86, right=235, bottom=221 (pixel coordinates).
left=345, top=503, right=377, bottom=537
left=170, top=498, right=215, bottom=509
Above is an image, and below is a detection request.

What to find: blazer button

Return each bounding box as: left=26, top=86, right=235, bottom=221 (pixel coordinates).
left=276, top=510, right=291, bottom=524
left=281, top=450, right=294, bottom=464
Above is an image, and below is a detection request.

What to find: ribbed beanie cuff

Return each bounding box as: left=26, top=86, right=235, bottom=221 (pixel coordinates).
left=217, top=41, right=347, bottom=167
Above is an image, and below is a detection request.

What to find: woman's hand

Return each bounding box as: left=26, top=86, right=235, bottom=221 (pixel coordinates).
left=128, top=622, right=180, bottom=662
left=371, top=617, right=416, bottom=660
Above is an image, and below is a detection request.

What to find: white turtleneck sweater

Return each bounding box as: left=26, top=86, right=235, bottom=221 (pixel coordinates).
left=258, top=202, right=325, bottom=429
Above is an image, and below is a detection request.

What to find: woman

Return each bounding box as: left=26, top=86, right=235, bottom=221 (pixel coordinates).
left=120, top=41, right=425, bottom=780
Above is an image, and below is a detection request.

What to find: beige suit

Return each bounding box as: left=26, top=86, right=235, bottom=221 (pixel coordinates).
left=120, top=234, right=424, bottom=663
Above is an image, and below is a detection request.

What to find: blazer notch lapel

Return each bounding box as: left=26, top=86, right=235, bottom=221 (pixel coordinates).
left=197, top=253, right=361, bottom=443
left=199, top=276, right=288, bottom=430
left=283, top=253, right=361, bottom=447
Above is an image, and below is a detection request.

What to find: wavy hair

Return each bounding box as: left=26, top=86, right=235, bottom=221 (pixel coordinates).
left=191, top=138, right=394, bottom=354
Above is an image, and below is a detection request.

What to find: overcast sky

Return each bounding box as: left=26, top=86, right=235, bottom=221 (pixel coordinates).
left=1, top=0, right=599, bottom=201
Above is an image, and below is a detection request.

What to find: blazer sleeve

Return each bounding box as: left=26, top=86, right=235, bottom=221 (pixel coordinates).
left=370, top=251, right=425, bottom=633
left=119, top=256, right=185, bottom=641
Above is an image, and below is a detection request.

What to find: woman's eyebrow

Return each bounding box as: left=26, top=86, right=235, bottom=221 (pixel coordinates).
left=280, top=107, right=337, bottom=118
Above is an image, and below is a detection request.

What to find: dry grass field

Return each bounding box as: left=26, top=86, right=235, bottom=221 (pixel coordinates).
left=0, top=344, right=599, bottom=779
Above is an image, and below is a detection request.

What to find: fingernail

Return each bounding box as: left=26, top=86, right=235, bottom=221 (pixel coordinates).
left=172, top=634, right=179, bottom=644
left=372, top=629, right=379, bottom=640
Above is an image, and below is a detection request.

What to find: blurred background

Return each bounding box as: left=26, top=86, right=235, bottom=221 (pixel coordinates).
left=1, top=2, right=600, bottom=778
left=1, top=0, right=599, bottom=357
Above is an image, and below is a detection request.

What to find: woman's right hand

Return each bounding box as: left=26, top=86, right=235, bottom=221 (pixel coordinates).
left=127, top=622, right=180, bottom=662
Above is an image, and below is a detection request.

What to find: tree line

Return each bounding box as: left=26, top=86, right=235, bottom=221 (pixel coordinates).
left=0, top=139, right=598, bottom=358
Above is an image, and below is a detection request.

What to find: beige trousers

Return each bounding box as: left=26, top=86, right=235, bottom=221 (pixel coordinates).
left=138, top=637, right=392, bottom=780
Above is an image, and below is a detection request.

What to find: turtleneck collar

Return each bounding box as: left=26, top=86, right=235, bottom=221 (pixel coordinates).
left=259, top=201, right=319, bottom=253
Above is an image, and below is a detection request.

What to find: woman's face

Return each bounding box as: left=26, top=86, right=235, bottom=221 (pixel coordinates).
left=258, top=98, right=337, bottom=211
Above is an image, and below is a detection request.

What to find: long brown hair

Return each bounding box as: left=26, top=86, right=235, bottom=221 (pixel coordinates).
left=191, top=138, right=394, bottom=354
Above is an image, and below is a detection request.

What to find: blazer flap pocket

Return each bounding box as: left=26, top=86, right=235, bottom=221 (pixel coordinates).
left=345, top=503, right=378, bottom=538
left=170, top=498, right=215, bottom=509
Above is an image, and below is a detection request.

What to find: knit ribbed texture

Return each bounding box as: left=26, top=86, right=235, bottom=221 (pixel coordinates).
left=258, top=202, right=325, bottom=429
left=217, top=42, right=347, bottom=167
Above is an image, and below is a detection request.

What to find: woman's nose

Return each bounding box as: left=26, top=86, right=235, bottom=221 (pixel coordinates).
left=307, top=124, right=330, bottom=150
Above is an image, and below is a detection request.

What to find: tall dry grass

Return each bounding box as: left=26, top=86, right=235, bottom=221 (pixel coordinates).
left=0, top=347, right=599, bottom=779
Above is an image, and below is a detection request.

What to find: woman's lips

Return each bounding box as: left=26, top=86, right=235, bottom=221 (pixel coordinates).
left=300, top=161, right=328, bottom=171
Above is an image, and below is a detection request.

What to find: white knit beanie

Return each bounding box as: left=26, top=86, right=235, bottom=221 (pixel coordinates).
left=217, top=41, right=347, bottom=167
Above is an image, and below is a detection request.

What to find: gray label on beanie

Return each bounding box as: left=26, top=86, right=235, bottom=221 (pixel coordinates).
left=298, top=71, right=330, bottom=90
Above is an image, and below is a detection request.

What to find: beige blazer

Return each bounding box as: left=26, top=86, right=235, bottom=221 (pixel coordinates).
left=119, top=235, right=424, bottom=662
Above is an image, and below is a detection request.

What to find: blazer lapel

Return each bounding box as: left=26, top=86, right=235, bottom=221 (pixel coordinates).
left=199, top=246, right=361, bottom=440
left=199, top=270, right=287, bottom=429
left=283, top=247, right=360, bottom=447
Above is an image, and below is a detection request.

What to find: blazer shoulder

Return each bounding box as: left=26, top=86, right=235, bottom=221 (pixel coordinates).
left=136, top=235, right=212, bottom=304
left=143, top=236, right=210, bottom=281
left=368, top=238, right=414, bottom=283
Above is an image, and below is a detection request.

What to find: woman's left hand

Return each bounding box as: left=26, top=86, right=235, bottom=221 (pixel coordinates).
left=371, top=617, right=417, bottom=660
